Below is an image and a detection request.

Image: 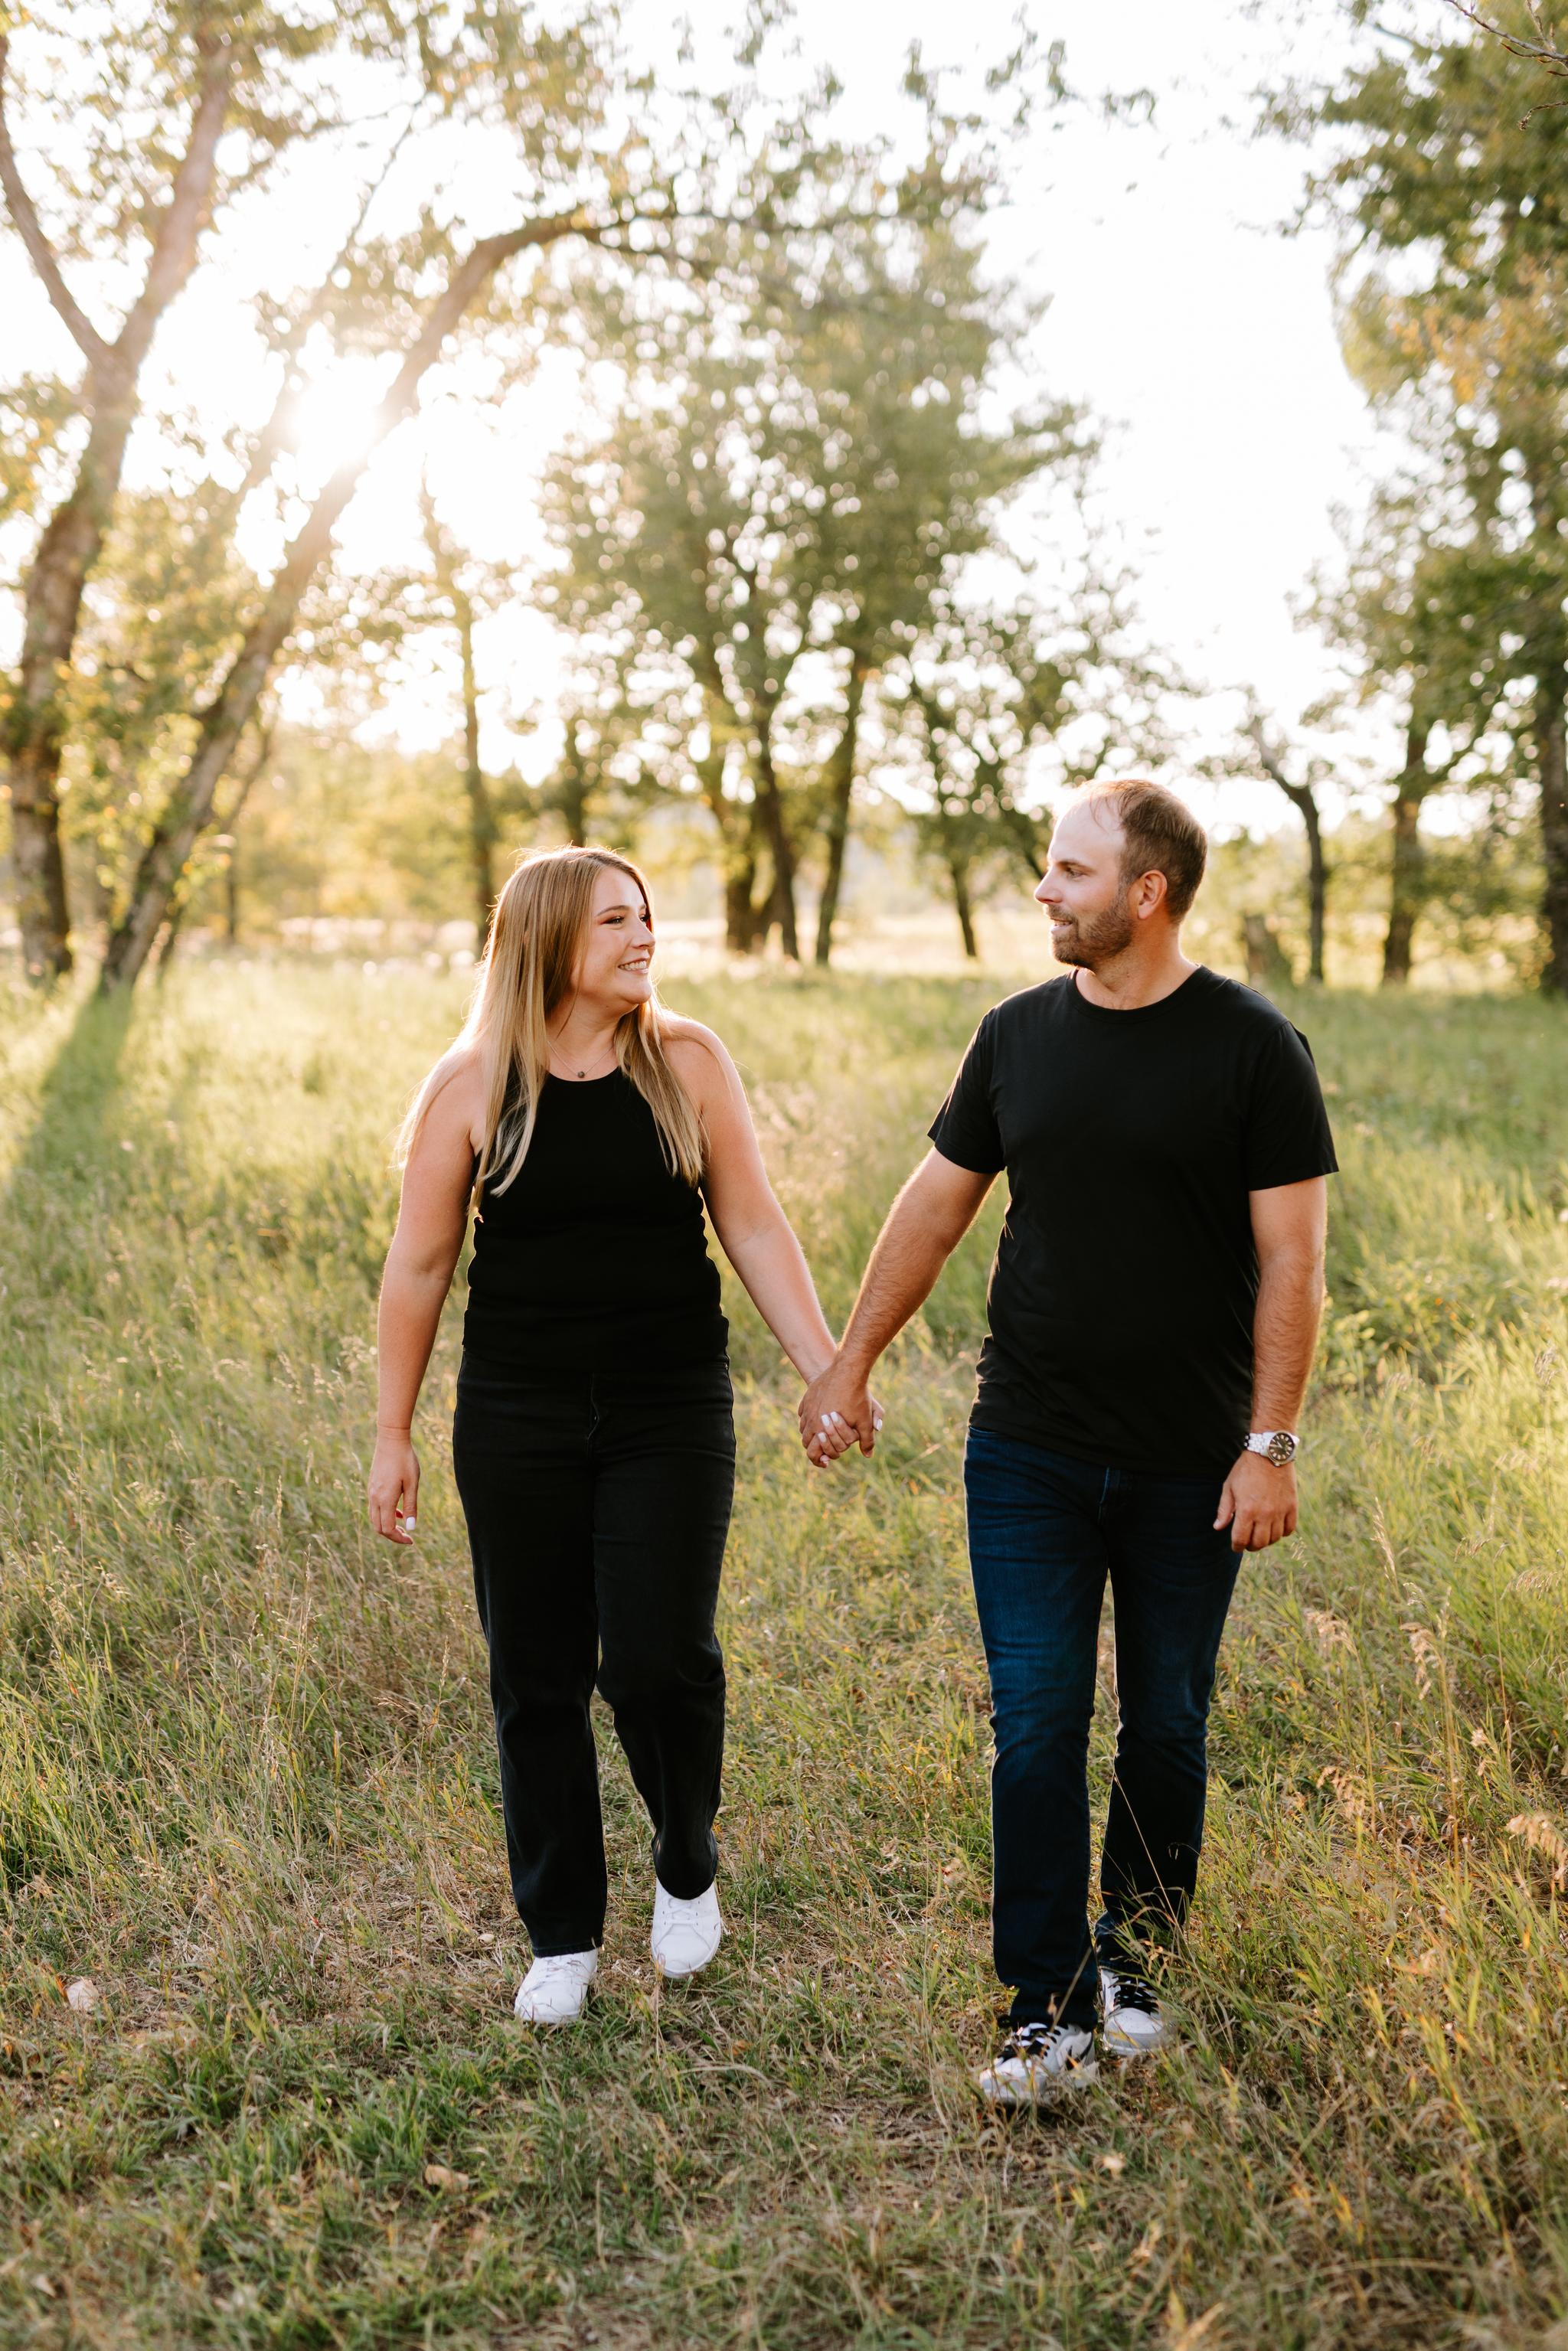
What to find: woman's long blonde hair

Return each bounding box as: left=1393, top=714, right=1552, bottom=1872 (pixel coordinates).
left=401, top=845, right=705, bottom=1200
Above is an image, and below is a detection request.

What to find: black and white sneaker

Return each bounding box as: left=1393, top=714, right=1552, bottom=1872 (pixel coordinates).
left=976, top=2020, right=1099, bottom=2105
left=1099, top=1961, right=1165, bottom=2058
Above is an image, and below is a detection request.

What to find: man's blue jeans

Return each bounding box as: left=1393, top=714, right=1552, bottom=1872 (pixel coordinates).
left=964, top=1427, right=1242, bottom=2030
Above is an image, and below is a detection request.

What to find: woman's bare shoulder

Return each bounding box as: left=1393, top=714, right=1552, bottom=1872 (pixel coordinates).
left=662, top=1016, right=737, bottom=1092
left=418, top=1043, right=487, bottom=1146
left=660, top=1014, right=730, bottom=1064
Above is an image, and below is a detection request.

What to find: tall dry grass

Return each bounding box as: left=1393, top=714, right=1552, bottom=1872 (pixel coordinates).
left=0, top=961, right=1565, bottom=2348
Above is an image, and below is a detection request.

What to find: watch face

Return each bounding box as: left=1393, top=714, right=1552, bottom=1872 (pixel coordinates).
left=1266, top=1431, right=1297, bottom=1467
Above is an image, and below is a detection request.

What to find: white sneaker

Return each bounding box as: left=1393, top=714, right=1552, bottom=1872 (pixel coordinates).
left=1099, top=1962, right=1165, bottom=2058
left=513, top=1949, right=597, bottom=2024
left=650, top=1879, right=723, bottom=1978
left=976, top=2021, right=1099, bottom=2106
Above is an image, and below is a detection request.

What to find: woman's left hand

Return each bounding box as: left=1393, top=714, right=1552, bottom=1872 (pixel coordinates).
left=803, top=1389, right=884, bottom=1468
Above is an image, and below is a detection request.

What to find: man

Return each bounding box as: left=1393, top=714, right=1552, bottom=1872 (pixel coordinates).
left=802, top=780, right=1336, bottom=2104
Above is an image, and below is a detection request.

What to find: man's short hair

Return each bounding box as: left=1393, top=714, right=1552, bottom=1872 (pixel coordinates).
left=1080, top=779, right=1207, bottom=921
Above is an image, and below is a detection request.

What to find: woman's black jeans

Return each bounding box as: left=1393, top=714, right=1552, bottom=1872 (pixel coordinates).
left=452, top=1354, right=735, bottom=1957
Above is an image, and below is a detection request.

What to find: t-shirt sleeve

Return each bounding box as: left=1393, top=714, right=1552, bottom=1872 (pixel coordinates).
left=927, top=1013, right=1004, bottom=1174
left=1244, top=1023, right=1339, bottom=1190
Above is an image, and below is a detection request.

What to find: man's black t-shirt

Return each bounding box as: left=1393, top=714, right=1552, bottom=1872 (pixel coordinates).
left=927, top=966, right=1338, bottom=1475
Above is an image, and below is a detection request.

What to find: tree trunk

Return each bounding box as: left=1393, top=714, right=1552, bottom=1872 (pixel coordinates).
left=1250, top=729, right=1327, bottom=984
left=946, top=841, right=979, bottom=960
left=1243, top=913, right=1294, bottom=989
left=98, top=203, right=596, bottom=991
left=0, top=32, right=232, bottom=979
left=691, top=741, right=757, bottom=952
left=751, top=723, right=799, bottom=961
left=720, top=867, right=755, bottom=951
left=1540, top=680, right=1568, bottom=995
left=155, top=891, right=188, bottom=980
left=5, top=386, right=144, bottom=977
left=456, top=592, right=498, bottom=939
left=1301, top=788, right=1327, bottom=985
left=812, top=652, right=867, bottom=966
left=1381, top=725, right=1429, bottom=987
left=220, top=721, right=273, bottom=949
left=557, top=731, right=591, bottom=847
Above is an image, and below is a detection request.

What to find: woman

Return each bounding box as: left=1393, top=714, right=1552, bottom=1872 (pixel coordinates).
left=368, top=845, right=876, bottom=2024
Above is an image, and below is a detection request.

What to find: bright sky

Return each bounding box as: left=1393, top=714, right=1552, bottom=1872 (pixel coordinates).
left=1, top=0, right=1413, bottom=831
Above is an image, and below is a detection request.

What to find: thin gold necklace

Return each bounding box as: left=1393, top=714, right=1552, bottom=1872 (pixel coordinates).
left=551, top=1038, right=616, bottom=1082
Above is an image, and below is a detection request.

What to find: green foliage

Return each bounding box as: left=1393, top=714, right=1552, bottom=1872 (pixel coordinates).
left=538, top=191, right=1084, bottom=949
left=0, top=963, right=1566, bottom=2343
left=897, top=585, right=1178, bottom=953
left=1278, top=5, right=1568, bottom=984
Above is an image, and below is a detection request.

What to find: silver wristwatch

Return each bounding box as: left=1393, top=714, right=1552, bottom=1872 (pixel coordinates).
left=1244, top=1429, right=1298, bottom=1468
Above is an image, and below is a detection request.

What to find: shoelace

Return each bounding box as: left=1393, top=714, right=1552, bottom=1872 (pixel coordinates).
left=1103, top=1966, right=1160, bottom=2016
left=1003, top=2022, right=1083, bottom=2062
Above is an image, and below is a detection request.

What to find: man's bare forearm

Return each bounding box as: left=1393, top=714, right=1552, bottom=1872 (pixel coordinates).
left=1249, top=1246, right=1325, bottom=1430
left=837, top=1164, right=988, bottom=1375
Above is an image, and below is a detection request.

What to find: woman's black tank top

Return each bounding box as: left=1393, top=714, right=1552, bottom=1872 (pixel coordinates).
left=462, top=1070, right=727, bottom=1371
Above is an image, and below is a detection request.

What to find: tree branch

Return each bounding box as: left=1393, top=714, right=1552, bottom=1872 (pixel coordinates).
left=1246, top=717, right=1321, bottom=819
left=233, top=109, right=421, bottom=506
left=0, top=32, right=109, bottom=369
left=116, top=31, right=234, bottom=371
left=1446, top=0, right=1568, bottom=71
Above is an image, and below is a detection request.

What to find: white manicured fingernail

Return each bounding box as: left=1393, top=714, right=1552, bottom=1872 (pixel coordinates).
left=404, top=1517, right=416, bottom=1533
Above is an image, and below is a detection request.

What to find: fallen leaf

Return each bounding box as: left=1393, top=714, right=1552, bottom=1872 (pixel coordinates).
left=1097, top=2150, right=1127, bottom=2175
left=423, top=2163, right=471, bottom=2193
left=65, top=1978, right=100, bottom=2013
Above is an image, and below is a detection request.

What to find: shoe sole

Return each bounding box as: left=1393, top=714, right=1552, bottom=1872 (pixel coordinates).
left=652, top=1940, right=722, bottom=1980
left=514, top=1979, right=596, bottom=2025
left=1102, top=2023, right=1164, bottom=2059
left=978, top=2062, right=1099, bottom=2106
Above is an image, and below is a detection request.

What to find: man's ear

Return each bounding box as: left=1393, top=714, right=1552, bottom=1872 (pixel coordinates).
left=1132, top=868, right=1169, bottom=922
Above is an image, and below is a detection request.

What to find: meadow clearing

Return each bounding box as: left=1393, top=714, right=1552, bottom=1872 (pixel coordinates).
left=2, top=957, right=1567, bottom=2350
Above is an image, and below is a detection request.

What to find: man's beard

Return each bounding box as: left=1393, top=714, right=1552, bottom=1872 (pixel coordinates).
left=1049, top=890, right=1135, bottom=969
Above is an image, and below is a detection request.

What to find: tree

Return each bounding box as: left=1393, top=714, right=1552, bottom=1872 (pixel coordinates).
left=1276, top=11, right=1568, bottom=987
left=893, top=586, right=1174, bottom=959
left=93, top=57, right=1008, bottom=988
left=7, top=6, right=885, bottom=988
left=1307, top=495, right=1516, bottom=983
left=0, top=17, right=234, bottom=975
left=417, top=488, right=506, bottom=943
left=1241, top=705, right=1331, bottom=984
left=0, top=4, right=630, bottom=982
left=540, top=198, right=1075, bottom=956
left=789, top=220, right=1073, bottom=965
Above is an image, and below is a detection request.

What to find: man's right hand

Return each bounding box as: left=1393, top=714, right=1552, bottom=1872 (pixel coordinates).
left=798, top=1359, right=882, bottom=1467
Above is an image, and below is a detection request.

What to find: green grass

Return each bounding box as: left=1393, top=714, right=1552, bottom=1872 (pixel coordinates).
left=2, top=959, right=1567, bottom=2349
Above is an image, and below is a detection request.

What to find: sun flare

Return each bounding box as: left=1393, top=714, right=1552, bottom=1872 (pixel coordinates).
left=288, top=361, right=385, bottom=478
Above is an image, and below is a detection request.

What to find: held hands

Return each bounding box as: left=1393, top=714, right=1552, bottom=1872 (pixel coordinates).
left=798, top=1357, right=884, bottom=1470
left=1215, top=1451, right=1298, bottom=1553
left=368, top=1429, right=421, bottom=1545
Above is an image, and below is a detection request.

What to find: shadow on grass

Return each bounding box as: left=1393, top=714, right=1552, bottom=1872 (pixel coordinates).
left=1, top=983, right=137, bottom=1223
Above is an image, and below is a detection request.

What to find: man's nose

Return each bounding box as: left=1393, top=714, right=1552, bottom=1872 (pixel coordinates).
left=1034, top=875, right=1057, bottom=908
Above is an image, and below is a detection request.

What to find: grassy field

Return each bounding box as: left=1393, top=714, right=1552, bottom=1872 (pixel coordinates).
left=2, top=958, right=1567, bottom=2349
